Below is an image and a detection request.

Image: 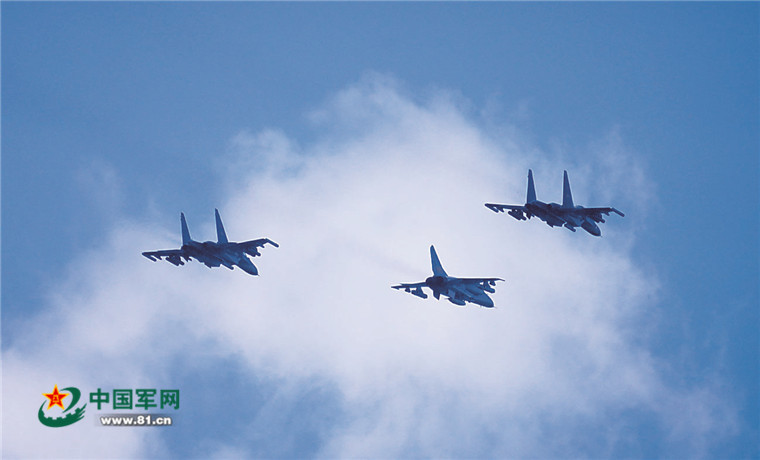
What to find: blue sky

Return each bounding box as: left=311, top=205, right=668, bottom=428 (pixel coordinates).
left=3, top=3, right=758, bottom=459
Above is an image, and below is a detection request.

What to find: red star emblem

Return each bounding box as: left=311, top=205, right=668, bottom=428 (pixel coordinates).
left=43, top=385, right=68, bottom=410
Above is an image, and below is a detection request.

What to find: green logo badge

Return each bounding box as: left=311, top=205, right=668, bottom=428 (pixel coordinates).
left=39, top=385, right=87, bottom=427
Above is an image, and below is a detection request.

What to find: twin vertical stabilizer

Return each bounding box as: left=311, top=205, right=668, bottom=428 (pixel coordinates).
left=215, top=208, right=229, bottom=244
left=562, top=170, right=574, bottom=208
left=181, top=213, right=192, bottom=246
left=181, top=209, right=230, bottom=245
left=527, top=169, right=575, bottom=207
left=527, top=169, right=537, bottom=203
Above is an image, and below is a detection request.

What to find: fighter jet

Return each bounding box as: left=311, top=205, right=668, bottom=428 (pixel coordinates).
left=392, top=246, right=503, bottom=308
left=485, top=169, right=624, bottom=236
left=142, top=209, right=278, bottom=276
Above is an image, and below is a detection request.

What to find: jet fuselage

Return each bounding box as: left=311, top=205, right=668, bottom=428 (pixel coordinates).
left=486, top=170, right=622, bottom=237
left=525, top=201, right=602, bottom=236
left=182, top=241, right=259, bottom=275
left=425, top=275, right=495, bottom=308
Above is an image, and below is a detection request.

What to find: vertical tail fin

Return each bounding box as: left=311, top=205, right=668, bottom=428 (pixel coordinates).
left=430, top=245, right=448, bottom=277
left=180, top=213, right=192, bottom=246
left=527, top=169, right=537, bottom=203
left=562, top=170, right=574, bottom=208
left=215, top=209, right=229, bottom=244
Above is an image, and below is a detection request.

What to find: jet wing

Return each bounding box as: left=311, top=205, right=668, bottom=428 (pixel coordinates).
left=234, top=238, right=279, bottom=257
left=391, top=282, right=428, bottom=299
left=567, top=207, right=625, bottom=222
left=392, top=282, right=426, bottom=290
left=454, top=277, right=504, bottom=294
left=142, top=249, right=189, bottom=266
left=580, top=207, right=624, bottom=216
left=484, top=203, right=530, bottom=220
left=485, top=203, right=524, bottom=213
left=457, top=277, right=504, bottom=284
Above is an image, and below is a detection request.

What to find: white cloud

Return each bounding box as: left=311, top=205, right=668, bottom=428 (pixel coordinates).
left=76, top=159, right=125, bottom=216
left=2, top=75, right=735, bottom=458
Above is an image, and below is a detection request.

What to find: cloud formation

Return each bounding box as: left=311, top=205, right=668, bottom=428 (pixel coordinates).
left=3, top=75, right=735, bottom=458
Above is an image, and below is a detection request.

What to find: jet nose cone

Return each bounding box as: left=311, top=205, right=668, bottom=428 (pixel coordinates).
left=582, top=221, right=602, bottom=237
left=478, top=296, right=495, bottom=308
left=240, top=264, right=259, bottom=276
